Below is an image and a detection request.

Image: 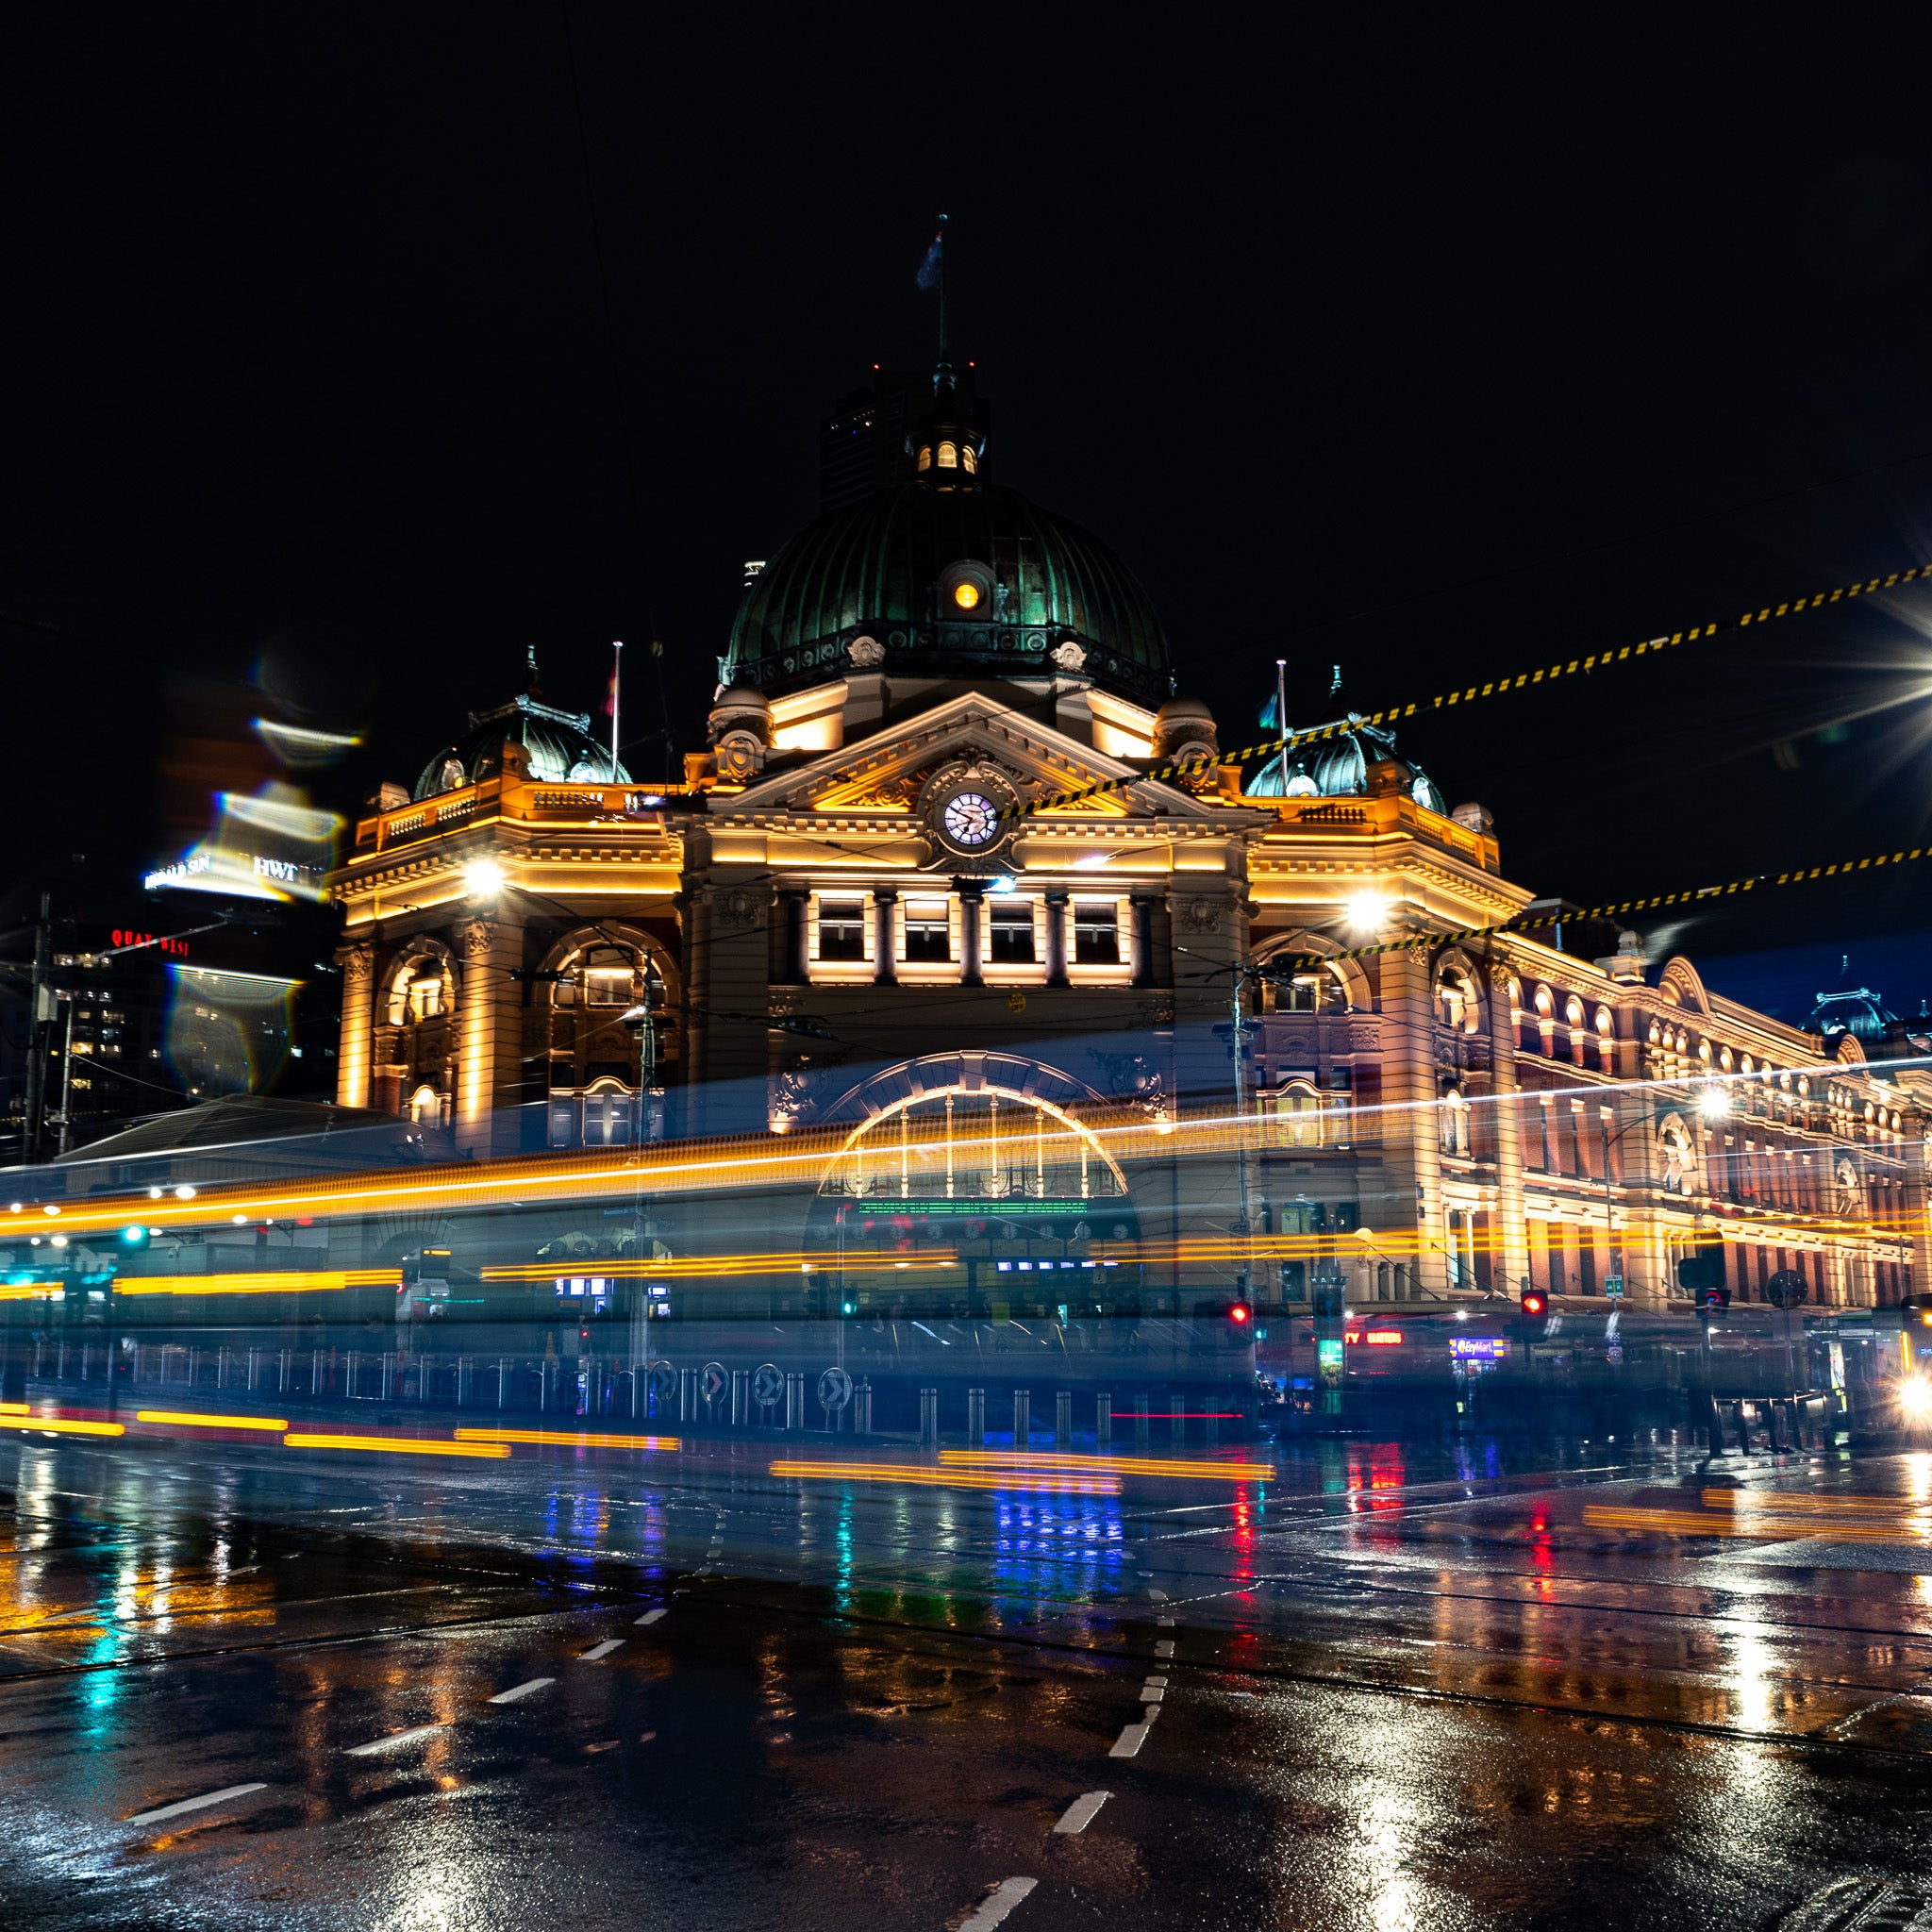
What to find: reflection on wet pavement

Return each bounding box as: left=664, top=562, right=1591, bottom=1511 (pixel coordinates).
left=8, top=1434, right=1932, bottom=1927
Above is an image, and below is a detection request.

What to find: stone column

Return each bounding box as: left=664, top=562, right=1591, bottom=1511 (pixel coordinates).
left=1485, top=959, right=1531, bottom=1299
left=872, top=890, right=898, bottom=986
left=1129, top=894, right=1158, bottom=989
left=778, top=889, right=809, bottom=986
left=1043, top=891, right=1070, bottom=988
left=701, top=879, right=773, bottom=1135
left=334, top=940, right=375, bottom=1108
left=957, top=878, right=985, bottom=988
left=455, top=912, right=525, bottom=1158
left=1374, top=946, right=1446, bottom=1296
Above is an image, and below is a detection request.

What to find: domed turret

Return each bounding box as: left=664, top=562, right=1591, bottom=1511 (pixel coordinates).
left=414, top=661, right=629, bottom=800
left=1247, top=712, right=1446, bottom=814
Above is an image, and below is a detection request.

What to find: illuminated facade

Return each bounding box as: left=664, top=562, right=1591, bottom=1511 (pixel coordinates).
left=327, top=367, right=1929, bottom=1314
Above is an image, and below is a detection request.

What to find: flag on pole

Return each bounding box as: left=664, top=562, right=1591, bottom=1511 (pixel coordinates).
left=1258, top=691, right=1279, bottom=730
left=916, top=227, right=944, bottom=291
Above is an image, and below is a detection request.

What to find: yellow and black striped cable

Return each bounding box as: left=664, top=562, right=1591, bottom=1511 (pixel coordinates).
left=1001, top=560, right=1932, bottom=824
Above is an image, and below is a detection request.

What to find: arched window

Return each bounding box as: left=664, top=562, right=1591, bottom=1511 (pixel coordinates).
left=555, top=945, right=645, bottom=1008
left=408, top=1084, right=446, bottom=1127
left=937, top=441, right=958, bottom=469
left=1593, top=1008, right=1614, bottom=1072
left=1437, top=966, right=1479, bottom=1033
left=1273, top=1082, right=1324, bottom=1148
left=388, top=960, right=447, bottom=1024
left=960, top=443, right=977, bottom=474
left=1441, top=1088, right=1469, bottom=1156
left=916, top=444, right=932, bottom=472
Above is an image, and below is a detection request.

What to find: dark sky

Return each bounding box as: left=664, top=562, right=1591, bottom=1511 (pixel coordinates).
left=8, top=7, right=1932, bottom=1023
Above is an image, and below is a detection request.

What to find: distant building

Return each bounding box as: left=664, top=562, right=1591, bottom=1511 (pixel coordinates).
left=817, top=366, right=989, bottom=515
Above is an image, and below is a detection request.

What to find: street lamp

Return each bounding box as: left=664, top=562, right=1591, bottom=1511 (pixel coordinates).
left=463, top=858, right=506, bottom=900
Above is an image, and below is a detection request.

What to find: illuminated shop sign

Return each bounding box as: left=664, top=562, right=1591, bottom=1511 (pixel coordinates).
left=1450, top=1337, right=1510, bottom=1361
left=1344, top=1328, right=1404, bottom=1346
left=110, top=929, right=190, bottom=957
left=143, top=852, right=316, bottom=892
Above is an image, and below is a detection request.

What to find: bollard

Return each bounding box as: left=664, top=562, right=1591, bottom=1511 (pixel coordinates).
left=1096, top=1391, right=1112, bottom=1445
left=785, top=1371, right=807, bottom=1431
left=856, top=1378, right=874, bottom=1435
left=1055, top=1389, right=1073, bottom=1443
left=731, top=1367, right=750, bottom=1426
left=1012, top=1388, right=1031, bottom=1446
left=1169, top=1394, right=1185, bottom=1443
left=967, top=1386, right=986, bottom=1444
left=679, top=1366, right=699, bottom=1423
left=278, top=1349, right=290, bottom=1394
left=1134, top=1393, right=1149, bottom=1443
left=312, top=1347, right=324, bottom=1396
left=920, top=1386, right=939, bottom=1446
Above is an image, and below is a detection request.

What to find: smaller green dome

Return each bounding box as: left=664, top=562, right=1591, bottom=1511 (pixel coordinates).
left=416, top=692, right=629, bottom=801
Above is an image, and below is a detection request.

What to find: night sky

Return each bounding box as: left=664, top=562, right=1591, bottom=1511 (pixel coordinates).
left=8, top=8, right=1932, bottom=1025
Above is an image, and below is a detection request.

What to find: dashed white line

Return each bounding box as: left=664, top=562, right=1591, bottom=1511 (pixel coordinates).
left=958, top=1875, right=1038, bottom=1929
left=1053, top=1790, right=1110, bottom=1835
left=1109, top=1721, right=1152, bottom=1758
left=635, top=1607, right=668, bottom=1625
left=1140, top=1678, right=1166, bottom=1703
left=343, top=1723, right=446, bottom=1757
left=488, top=1676, right=556, bottom=1705
left=125, top=1782, right=268, bottom=1827
left=1154, top=1641, right=1174, bottom=1658
left=1156, top=1615, right=1175, bottom=1627
left=579, top=1638, right=625, bottom=1661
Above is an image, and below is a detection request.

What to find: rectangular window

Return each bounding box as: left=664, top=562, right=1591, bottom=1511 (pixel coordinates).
left=989, top=899, right=1035, bottom=964
left=904, top=899, right=951, bottom=963
left=817, top=899, right=866, bottom=961
left=1074, top=902, right=1120, bottom=965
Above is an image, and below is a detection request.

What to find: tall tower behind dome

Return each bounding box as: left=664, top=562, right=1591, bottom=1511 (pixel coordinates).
left=818, top=367, right=993, bottom=515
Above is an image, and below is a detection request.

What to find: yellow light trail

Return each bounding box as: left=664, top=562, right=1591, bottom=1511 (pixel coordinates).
left=1582, top=1504, right=1932, bottom=1541
left=452, top=1428, right=679, bottom=1451
left=0, top=1416, right=125, bottom=1438
left=0, top=1402, right=25, bottom=1415
left=136, top=1410, right=290, bottom=1431
left=1702, top=1489, right=1924, bottom=1515
left=114, top=1269, right=399, bottom=1296
left=283, top=1433, right=510, bottom=1459
left=769, top=1460, right=1121, bottom=1494
left=938, top=1450, right=1274, bottom=1481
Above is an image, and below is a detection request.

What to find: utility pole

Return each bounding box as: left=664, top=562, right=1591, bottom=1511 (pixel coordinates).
left=22, top=892, right=52, bottom=1163
left=54, top=991, right=77, bottom=1158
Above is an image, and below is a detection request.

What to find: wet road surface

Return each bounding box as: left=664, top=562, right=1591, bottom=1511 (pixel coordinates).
left=6, top=1427, right=1932, bottom=1928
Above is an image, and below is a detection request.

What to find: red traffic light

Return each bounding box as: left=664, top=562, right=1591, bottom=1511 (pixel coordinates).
left=1229, top=1304, right=1251, bottom=1324
left=1519, top=1290, right=1547, bottom=1318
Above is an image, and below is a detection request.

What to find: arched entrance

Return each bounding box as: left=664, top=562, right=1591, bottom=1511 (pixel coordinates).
left=804, top=1052, right=1142, bottom=1319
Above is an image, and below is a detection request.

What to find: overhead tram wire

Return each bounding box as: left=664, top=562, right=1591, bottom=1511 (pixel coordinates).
left=1000, top=557, right=1932, bottom=824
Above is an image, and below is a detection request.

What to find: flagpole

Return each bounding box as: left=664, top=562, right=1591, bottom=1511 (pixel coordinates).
left=938, top=212, right=949, bottom=362
left=610, top=640, right=623, bottom=779
left=1274, top=658, right=1290, bottom=792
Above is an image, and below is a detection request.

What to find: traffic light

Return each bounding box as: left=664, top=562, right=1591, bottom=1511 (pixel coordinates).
left=1229, top=1303, right=1252, bottom=1326
left=1519, top=1288, right=1547, bottom=1319
left=1902, top=1294, right=1932, bottom=1329
left=120, top=1224, right=147, bottom=1248
left=1676, top=1242, right=1725, bottom=1294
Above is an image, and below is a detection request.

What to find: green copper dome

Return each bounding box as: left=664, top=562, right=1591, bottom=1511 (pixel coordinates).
left=723, top=479, right=1171, bottom=704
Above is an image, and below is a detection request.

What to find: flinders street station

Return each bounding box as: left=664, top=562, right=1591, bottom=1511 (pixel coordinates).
left=326, top=365, right=1929, bottom=1321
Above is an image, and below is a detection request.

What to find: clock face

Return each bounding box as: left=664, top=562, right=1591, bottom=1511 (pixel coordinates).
left=941, top=791, right=999, bottom=847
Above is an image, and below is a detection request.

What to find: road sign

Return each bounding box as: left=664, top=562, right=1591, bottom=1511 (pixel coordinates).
left=646, top=1360, right=678, bottom=1406
left=1765, top=1270, right=1807, bottom=1309
left=818, top=1365, right=853, bottom=1412
left=700, top=1361, right=728, bottom=1406
left=752, top=1362, right=785, bottom=1407
left=1604, top=1276, right=1624, bottom=1298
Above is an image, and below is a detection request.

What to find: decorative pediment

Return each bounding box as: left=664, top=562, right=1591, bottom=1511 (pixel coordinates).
left=726, top=692, right=1224, bottom=822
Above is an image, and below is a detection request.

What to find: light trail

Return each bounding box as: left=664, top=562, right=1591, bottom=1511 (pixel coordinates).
left=0, top=1416, right=125, bottom=1437
left=282, top=1433, right=510, bottom=1459
left=451, top=1428, right=679, bottom=1451
left=939, top=1451, right=1274, bottom=1481
left=135, top=1410, right=289, bottom=1431
left=769, top=1460, right=1121, bottom=1494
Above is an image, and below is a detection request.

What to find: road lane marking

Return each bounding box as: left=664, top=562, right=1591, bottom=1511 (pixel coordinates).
left=1053, top=1790, right=1110, bottom=1835
left=344, top=1723, right=446, bottom=1756
left=1156, top=1616, right=1175, bottom=1627
left=125, top=1782, right=267, bottom=1827
left=579, top=1639, right=625, bottom=1660
left=958, top=1876, right=1038, bottom=1929
left=488, top=1677, right=555, bottom=1704
left=1147, top=1588, right=1169, bottom=1601
left=1141, top=1680, right=1166, bottom=1702
left=635, top=1607, right=667, bottom=1625
left=1109, top=1722, right=1152, bottom=1758
left=1155, top=1641, right=1174, bottom=1658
